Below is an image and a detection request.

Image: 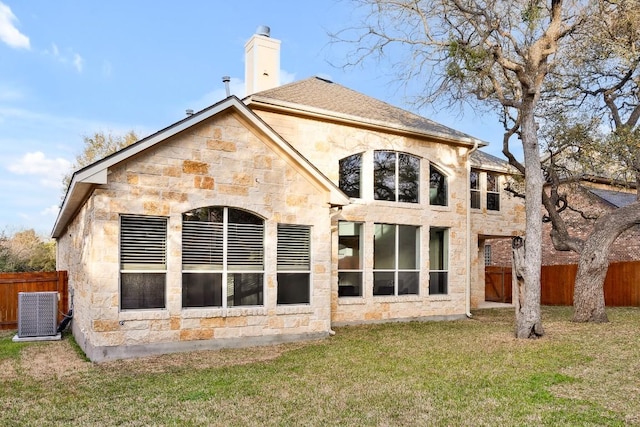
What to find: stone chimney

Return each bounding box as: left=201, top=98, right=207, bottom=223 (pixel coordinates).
left=244, top=26, right=280, bottom=95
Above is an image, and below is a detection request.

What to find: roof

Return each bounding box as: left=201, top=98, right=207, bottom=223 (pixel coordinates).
left=589, top=188, right=637, bottom=208
left=51, top=95, right=350, bottom=238
left=244, top=77, right=486, bottom=147
left=470, top=149, right=515, bottom=173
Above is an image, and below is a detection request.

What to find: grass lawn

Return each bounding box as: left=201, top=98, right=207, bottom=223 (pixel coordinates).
left=1, top=306, right=639, bottom=426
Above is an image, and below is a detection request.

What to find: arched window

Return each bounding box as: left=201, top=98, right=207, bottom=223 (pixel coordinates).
left=374, top=151, right=420, bottom=203
left=339, top=153, right=362, bottom=198
left=429, top=165, right=448, bottom=206
left=181, top=207, right=264, bottom=308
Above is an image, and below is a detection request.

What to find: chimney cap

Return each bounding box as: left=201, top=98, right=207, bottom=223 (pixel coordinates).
left=256, top=25, right=270, bottom=37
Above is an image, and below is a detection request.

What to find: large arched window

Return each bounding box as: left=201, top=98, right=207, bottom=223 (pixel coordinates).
left=181, top=207, right=264, bottom=308
left=339, top=153, right=362, bottom=198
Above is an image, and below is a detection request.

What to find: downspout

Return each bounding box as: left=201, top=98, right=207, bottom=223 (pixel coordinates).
left=466, top=140, right=479, bottom=318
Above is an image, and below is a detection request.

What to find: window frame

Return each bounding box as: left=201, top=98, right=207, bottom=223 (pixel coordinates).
left=470, top=169, right=481, bottom=209
left=181, top=206, right=265, bottom=309
left=373, top=223, right=420, bottom=296
left=338, top=221, right=364, bottom=298
left=429, top=164, right=448, bottom=206
left=487, top=172, right=500, bottom=211
left=338, top=153, right=363, bottom=199
left=429, top=227, right=449, bottom=295
left=119, top=215, right=168, bottom=310
left=277, top=223, right=312, bottom=305
left=373, top=150, right=420, bottom=203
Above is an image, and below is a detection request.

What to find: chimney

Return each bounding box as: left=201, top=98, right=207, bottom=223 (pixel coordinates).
left=244, top=25, right=280, bottom=95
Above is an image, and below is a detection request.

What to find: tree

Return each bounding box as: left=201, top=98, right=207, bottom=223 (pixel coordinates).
left=62, top=130, right=138, bottom=193
left=538, top=0, right=640, bottom=322
left=332, top=0, right=592, bottom=337
left=0, top=228, right=56, bottom=272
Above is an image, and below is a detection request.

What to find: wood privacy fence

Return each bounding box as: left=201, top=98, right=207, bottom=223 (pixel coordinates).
left=485, top=261, right=640, bottom=306
left=0, top=271, right=68, bottom=330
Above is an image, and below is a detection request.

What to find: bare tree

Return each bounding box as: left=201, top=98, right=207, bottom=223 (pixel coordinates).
left=62, top=130, right=138, bottom=194
left=332, top=0, right=591, bottom=337
left=539, top=0, right=640, bottom=322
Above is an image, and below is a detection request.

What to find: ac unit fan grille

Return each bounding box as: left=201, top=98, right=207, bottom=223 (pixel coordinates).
left=17, top=292, right=58, bottom=337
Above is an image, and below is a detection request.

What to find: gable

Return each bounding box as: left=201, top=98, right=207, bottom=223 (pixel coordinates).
left=52, top=96, right=349, bottom=238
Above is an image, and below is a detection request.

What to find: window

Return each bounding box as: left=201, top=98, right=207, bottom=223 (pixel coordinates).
left=484, top=245, right=492, bottom=266
left=429, top=228, right=448, bottom=295
left=277, top=224, right=311, bottom=304
left=470, top=169, right=480, bottom=209
left=338, top=222, right=364, bottom=297
left=373, top=224, right=420, bottom=296
left=374, top=151, right=419, bottom=203
left=339, top=153, right=362, bottom=198
left=120, top=215, right=167, bottom=310
left=487, top=172, right=500, bottom=211
left=182, top=207, right=264, bottom=308
left=429, top=165, right=448, bottom=206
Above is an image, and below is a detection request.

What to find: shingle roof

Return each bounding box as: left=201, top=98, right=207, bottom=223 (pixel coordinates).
left=470, top=149, right=514, bottom=173
left=245, top=77, right=484, bottom=146
left=589, top=188, right=637, bottom=208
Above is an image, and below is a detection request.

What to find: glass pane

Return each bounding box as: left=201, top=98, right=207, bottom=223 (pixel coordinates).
left=182, top=221, right=223, bottom=269
left=471, top=190, right=481, bottom=209
left=429, top=271, right=448, bottom=295
left=373, top=272, right=395, bottom=295
left=398, top=272, right=419, bottom=295
left=227, top=223, right=264, bottom=270
left=277, top=273, right=310, bottom=304
left=470, top=170, right=479, bottom=190
left=429, top=229, right=447, bottom=270
left=338, top=222, right=362, bottom=270
left=183, top=206, right=223, bottom=223
left=398, top=225, right=419, bottom=269
left=374, top=151, right=396, bottom=201
left=374, top=224, right=396, bottom=269
left=121, top=273, right=165, bottom=309
left=227, top=273, right=263, bottom=307
left=228, top=208, right=263, bottom=225
left=487, top=193, right=500, bottom=211
left=278, top=224, right=311, bottom=270
left=182, top=273, right=222, bottom=307
left=398, top=153, right=419, bottom=203
left=429, top=167, right=447, bottom=206
left=487, top=173, right=498, bottom=192
left=339, top=154, right=362, bottom=198
left=338, top=272, right=363, bottom=297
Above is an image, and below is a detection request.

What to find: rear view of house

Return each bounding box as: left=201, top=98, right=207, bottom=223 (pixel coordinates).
left=53, top=28, right=524, bottom=361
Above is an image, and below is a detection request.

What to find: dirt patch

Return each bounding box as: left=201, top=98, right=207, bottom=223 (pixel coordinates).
left=99, top=341, right=309, bottom=375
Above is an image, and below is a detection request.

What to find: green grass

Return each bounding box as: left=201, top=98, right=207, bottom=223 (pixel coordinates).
left=2, top=307, right=640, bottom=426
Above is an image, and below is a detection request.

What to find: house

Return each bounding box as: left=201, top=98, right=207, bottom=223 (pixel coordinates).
left=53, top=28, right=524, bottom=362
left=486, top=175, right=640, bottom=267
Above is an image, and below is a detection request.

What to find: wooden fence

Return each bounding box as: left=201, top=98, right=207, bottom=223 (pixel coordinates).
left=0, top=271, right=68, bottom=330
left=485, top=261, right=640, bottom=306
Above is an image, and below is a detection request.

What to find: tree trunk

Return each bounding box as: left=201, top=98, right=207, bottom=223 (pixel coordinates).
left=515, top=105, right=545, bottom=338
left=573, top=201, right=640, bottom=322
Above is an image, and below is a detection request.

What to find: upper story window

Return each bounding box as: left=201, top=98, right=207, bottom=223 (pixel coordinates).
left=120, top=215, right=167, bottom=310
left=339, top=153, right=362, bottom=198
left=470, top=169, right=481, bottom=209
left=429, top=165, right=448, bottom=206
left=487, top=173, right=500, bottom=211
left=373, top=151, right=420, bottom=203
left=181, top=207, right=264, bottom=308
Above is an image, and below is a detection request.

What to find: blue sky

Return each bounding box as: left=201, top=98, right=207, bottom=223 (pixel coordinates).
left=0, top=0, right=507, bottom=236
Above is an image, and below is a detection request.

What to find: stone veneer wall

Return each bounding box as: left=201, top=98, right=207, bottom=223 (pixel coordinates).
left=252, top=109, right=524, bottom=321
left=57, top=111, right=336, bottom=361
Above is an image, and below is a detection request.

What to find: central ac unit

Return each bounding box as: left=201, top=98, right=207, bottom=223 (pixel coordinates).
left=17, top=292, right=58, bottom=338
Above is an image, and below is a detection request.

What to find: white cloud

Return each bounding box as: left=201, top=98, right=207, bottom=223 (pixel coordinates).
left=0, top=2, right=30, bottom=49
left=73, top=53, right=84, bottom=73
left=8, top=151, right=72, bottom=188
left=0, top=84, right=22, bottom=101
left=280, top=69, right=296, bottom=85
left=44, top=42, right=84, bottom=73
left=40, top=204, right=60, bottom=218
